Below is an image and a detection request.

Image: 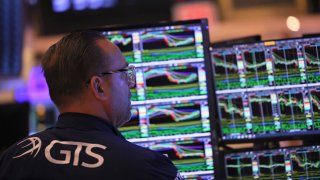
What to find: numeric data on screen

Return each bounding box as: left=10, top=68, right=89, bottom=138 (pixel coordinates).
left=225, top=145, right=320, bottom=179
left=212, top=38, right=320, bottom=140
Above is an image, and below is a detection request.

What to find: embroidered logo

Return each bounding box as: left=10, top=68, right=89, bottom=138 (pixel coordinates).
left=13, top=137, right=42, bottom=159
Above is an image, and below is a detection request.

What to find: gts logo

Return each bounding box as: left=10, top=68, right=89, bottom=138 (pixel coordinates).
left=13, top=137, right=107, bottom=168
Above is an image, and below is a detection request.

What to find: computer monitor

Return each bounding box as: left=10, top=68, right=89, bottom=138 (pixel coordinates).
left=211, top=36, right=320, bottom=142
left=93, top=19, right=216, bottom=179
left=223, top=145, right=320, bottom=179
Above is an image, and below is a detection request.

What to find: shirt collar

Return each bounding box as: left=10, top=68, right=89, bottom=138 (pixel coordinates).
left=54, top=112, right=124, bottom=138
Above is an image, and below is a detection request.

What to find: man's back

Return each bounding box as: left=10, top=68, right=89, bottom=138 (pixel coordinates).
left=0, top=113, right=180, bottom=180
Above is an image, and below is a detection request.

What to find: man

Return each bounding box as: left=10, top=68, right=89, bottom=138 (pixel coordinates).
left=0, top=31, right=182, bottom=179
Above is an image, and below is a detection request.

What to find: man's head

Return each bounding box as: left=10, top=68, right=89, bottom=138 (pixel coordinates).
left=41, top=31, right=134, bottom=127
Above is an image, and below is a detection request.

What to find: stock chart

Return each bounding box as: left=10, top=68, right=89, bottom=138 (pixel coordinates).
left=212, top=37, right=320, bottom=141
left=140, top=30, right=202, bottom=62
left=304, top=45, right=320, bottom=83
left=243, top=50, right=270, bottom=87
left=224, top=145, right=320, bottom=179
left=143, top=65, right=206, bottom=100
left=212, top=50, right=240, bottom=90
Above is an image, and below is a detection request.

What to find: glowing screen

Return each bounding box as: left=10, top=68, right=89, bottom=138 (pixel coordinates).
left=225, top=145, right=320, bottom=179
left=99, top=19, right=214, bottom=179
left=212, top=37, right=320, bottom=141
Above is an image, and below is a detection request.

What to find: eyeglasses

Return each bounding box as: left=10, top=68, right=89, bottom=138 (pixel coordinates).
left=86, top=65, right=136, bottom=88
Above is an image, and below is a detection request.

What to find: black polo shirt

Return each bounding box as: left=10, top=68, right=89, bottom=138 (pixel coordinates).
left=0, top=113, right=182, bottom=180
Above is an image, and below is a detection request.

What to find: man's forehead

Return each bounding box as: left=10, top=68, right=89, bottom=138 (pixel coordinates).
left=96, top=39, right=127, bottom=69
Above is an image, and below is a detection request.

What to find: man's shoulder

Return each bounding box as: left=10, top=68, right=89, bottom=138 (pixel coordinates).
left=110, top=141, right=180, bottom=179
left=121, top=142, right=177, bottom=166
left=114, top=139, right=162, bottom=157
left=0, top=132, right=44, bottom=157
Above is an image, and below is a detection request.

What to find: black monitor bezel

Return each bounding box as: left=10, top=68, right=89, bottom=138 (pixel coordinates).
left=210, top=35, right=261, bottom=48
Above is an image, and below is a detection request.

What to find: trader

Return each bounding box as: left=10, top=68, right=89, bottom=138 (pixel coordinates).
left=0, top=31, right=182, bottom=180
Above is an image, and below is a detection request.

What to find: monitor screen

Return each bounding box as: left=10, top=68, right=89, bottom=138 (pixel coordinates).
left=94, top=19, right=215, bottom=179
left=223, top=145, right=320, bottom=179
left=211, top=36, right=320, bottom=142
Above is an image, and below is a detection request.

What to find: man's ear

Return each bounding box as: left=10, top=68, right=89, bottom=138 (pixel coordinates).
left=89, top=76, right=108, bottom=100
